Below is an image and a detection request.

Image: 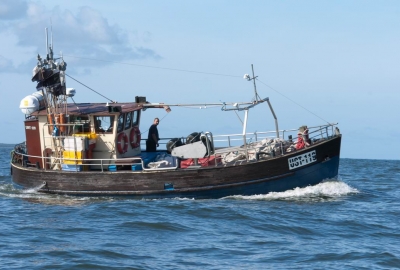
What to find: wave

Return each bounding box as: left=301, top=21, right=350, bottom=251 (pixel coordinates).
left=1, top=178, right=358, bottom=204
left=226, top=180, right=359, bottom=202
left=0, top=182, right=114, bottom=206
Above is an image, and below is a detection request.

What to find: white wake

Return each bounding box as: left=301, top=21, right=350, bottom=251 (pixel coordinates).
left=227, top=180, right=359, bottom=201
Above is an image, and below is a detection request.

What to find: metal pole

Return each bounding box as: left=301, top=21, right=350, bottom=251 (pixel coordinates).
left=45, top=28, right=49, bottom=56
left=243, top=109, right=249, bottom=161
left=266, top=99, right=279, bottom=138
left=251, top=64, right=258, bottom=102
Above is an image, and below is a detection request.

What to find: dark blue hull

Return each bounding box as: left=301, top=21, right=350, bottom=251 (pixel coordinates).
left=11, top=136, right=342, bottom=199
left=122, top=155, right=340, bottom=199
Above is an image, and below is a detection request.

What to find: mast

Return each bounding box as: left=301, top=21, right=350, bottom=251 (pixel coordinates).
left=251, top=64, right=260, bottom=102
left=32, top=28, right=69, bottom=168
left=244, top=64, right=261, bottom=102
left=244, top=65, right=279, bottom=138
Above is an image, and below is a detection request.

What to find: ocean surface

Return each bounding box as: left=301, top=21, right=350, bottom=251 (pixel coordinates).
left=1, top=145, right=399, bottom=270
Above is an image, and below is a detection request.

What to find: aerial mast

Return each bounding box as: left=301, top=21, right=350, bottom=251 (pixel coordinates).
left=31, top=27, right=71, bottom=168
left=244, top=65, right=279, bottom=138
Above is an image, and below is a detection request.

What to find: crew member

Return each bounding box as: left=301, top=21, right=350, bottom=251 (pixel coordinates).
left=146, top=118, right=160, bottom=152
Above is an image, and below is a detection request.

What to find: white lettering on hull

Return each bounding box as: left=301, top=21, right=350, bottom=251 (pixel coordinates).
left=288, top=150, right=317, bottom=170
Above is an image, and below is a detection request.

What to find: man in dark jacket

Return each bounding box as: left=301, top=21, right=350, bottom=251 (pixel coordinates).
left=146, top=118, right=160, bottom=152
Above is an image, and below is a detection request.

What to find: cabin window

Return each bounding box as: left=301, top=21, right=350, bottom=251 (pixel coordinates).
left=125, top=112, right=133, bottom=130
left=117, top=113, right=125, bottom=133
left=132, top=111, right=139, bottom=126
left=94, top=115, right=115, bottom=133
left=69, top=115, right=90, bottom=134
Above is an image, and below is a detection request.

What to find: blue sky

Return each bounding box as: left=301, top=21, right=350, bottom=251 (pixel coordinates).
left=0, top=0, right=399, bottom=160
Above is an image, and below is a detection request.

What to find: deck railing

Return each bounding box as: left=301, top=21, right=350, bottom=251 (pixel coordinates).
left=12, top=123, right=339, bottom=172
left=12, top=152, right=179, bottom=172
left=152, top=123, right=338, bottom=152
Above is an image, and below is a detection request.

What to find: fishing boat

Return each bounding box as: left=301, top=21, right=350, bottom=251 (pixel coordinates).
left=10, top=30, right=342, bottom=198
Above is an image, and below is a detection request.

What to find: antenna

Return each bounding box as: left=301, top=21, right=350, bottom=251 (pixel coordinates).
left=45, top=27, right=49, bottom=56
left=251, top=64, right=259, bottom=102
left=50, top=18, right=53, bottom=52
left=243, top=64, right=261, bottom=102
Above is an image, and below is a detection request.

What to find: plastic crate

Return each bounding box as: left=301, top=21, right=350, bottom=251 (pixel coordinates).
left=61, top=164, right=83, bottom=171
left=131, top=164, right=143, bottom=171
left=63, top=150, right=85, bottom=164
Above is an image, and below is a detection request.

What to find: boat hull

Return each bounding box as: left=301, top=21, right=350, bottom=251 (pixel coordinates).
left=11, top=136, right=341, bottom=199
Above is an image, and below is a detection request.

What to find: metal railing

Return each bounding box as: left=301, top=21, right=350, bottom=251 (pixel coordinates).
left=211, top=123, right=337, bottom=148
left=151, top=123, right=338, bottom=149
left=12, top=123, right=339, bottom=171
left=12, top=152, right=179, bottom=172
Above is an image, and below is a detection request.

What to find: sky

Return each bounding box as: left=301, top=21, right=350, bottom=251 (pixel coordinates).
left=0, top=0, right=399, bottom=160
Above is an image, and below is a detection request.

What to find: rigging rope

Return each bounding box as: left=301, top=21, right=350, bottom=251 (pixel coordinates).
left=70, top=97, right=82, bottom=114
left=257, top=79, right=330, bottom=124
left=140, top=111, right=170, bottom=136
left=234, top=110, right=243, bottom=125
left=65, top=74, right=115, bottom=103
left=62, top=55, right=330, bottom=123
left=62, top=54, right=242, bottom=78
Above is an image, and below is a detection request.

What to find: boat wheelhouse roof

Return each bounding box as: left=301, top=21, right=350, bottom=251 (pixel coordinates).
left=32, top=102, right=142, bottom=116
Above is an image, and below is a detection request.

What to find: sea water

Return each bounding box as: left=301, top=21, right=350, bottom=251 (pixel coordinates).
left=1, top=146, right=399, bottom=269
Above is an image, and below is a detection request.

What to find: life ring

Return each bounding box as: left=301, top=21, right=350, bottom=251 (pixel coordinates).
left=117, top=132, right=129, bottom=154
left=130, top=126, right=141, bottom=148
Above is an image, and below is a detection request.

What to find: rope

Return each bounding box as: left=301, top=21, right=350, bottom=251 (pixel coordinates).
left=65, top=74, right=115, bottom=103
left=159, top=112, right=169, bottom=122
left=63, top=56, right=329, bottom=124
left=140, top=111, right=170, bottom=136
left=257, top=79, right=330, bottom=124
left=234, top=110, right=243, bottom=125
left=62, top=54, right=242, bottom=78
left=70, top=97, right=82, bottom=114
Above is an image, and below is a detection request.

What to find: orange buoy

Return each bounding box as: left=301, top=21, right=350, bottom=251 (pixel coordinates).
left=59, top=113, right=66, bottom=132
left=47, top=113, right=54, bottom=135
